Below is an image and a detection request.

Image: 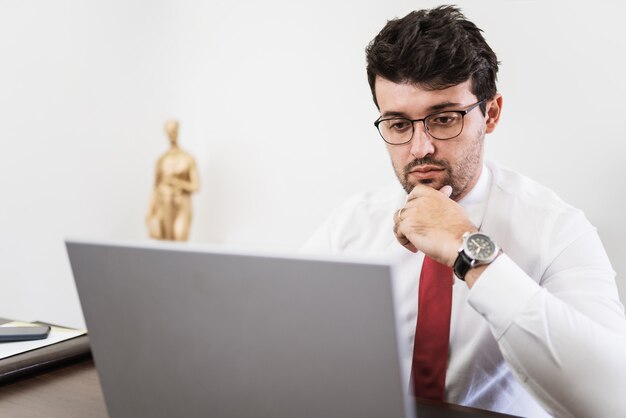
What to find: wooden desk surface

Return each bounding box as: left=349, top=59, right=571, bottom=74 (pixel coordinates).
left=0, top=358, right=517, bottom=418
left=0, top=358, right=108, bottom=418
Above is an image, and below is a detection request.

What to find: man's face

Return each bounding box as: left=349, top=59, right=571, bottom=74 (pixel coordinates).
left=375, top=76, right=498, bottom=201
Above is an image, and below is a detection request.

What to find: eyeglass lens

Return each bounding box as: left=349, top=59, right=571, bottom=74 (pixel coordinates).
left=378, top=111, right=464, bottom=144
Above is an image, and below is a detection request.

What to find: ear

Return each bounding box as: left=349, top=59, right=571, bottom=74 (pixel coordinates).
left=485, top=94, right=503, bottom=134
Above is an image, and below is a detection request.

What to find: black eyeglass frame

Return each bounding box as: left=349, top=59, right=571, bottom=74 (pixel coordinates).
left=373, top=99, right=486, bottom=145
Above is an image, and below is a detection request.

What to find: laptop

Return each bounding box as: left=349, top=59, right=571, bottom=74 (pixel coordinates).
left=66, top=239, right=415, bottom=418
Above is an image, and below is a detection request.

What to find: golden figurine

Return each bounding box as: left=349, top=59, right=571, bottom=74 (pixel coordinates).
left=146, top=120, right=199, bottom=241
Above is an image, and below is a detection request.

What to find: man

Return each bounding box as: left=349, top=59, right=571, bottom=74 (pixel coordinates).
left=304, top=6, right=626, bottom=417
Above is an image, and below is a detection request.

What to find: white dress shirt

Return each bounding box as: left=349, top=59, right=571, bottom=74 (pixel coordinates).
left=303, top=161, right=626, bottom=417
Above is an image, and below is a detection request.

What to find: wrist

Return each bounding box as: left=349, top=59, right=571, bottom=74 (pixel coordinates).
left=446, top=228, right=478, bottom=267
left=453, top=231, right=500, bottom=281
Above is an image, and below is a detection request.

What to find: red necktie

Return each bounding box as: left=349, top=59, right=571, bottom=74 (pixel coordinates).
left=410, top=255, right=453, bottom=400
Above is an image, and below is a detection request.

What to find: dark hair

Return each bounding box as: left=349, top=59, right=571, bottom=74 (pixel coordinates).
left=365, top=5, right=499, bottom=112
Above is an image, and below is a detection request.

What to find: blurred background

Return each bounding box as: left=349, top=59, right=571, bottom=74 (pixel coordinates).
left=2, top=0, right=625, bottom=328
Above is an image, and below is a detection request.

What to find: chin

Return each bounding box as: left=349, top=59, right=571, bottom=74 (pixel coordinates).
left=400, top=178, right=440, bottom=194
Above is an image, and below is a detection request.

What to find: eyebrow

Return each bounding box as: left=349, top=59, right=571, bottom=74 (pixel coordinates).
left=381, top=101, right=463, bottom=118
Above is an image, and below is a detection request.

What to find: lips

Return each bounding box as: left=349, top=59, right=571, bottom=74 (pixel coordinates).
left=410, top=165, right=444, bottom=174
left=408, top=165, right=444, bottom=177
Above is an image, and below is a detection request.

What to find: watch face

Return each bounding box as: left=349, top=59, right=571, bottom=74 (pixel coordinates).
left=465, top=233, right=496, bottom=261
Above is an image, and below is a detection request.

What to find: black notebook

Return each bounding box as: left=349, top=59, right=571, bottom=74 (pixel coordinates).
left=0, top=318, right=90, bottom=383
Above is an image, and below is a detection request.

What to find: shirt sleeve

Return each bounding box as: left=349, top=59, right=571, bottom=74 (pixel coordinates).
left=300, top=190, right=397, bottom=254
left=468, top=226, right=626, bottom=417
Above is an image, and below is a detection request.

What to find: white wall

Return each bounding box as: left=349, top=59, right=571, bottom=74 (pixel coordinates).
left=2, top=0, right=625, bottom=328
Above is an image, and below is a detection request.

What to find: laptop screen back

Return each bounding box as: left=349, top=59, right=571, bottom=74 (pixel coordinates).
left=67, top=240, right=414, bottom=418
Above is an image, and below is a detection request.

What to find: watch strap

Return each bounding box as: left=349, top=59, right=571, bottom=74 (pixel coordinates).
left=453, top=250, right=473, bottom=281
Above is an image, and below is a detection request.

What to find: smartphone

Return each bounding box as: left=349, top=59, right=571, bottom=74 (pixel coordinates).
left=0, top=325, right=51, bottom=342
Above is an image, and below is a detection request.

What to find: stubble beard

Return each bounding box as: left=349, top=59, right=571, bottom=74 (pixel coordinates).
left=394, top=129, right=485, bottom=201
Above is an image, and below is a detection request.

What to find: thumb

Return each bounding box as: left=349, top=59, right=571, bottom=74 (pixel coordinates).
left=439, top=185, right=453, bottom=197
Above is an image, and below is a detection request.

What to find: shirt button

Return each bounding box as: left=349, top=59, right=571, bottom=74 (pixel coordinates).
left=516, top=367, right=528, bottom=382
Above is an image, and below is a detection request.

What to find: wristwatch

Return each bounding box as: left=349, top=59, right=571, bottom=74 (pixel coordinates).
left=453, top=231, right=501, bottom=281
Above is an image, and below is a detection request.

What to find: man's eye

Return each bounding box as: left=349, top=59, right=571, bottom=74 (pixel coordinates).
left=430, top=113, right=460, bottom=126
left=389, top=120, right=412, bottom=131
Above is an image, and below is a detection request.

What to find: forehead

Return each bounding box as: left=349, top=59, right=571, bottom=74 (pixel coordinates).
left=375, top=76, right=476, bottom=116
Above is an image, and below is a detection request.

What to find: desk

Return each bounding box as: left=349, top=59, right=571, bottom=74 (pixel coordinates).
left=0, top=358, right=107, bottom=418
left=0, top=357, right=518, bottom=418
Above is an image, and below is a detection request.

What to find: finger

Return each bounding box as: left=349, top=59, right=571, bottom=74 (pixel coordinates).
left=394, top=229, right=418, bottom=253
left=397, top=234, right=418, bottom=253
left=394, top=207, right=405, bottom=223
left=393, top=218, right=400, bottom=235
left=439, top=185, right=453, bottom=197
left=407, top=183, right=436, bottom=200
left=393, top=216, right=418, bottom=253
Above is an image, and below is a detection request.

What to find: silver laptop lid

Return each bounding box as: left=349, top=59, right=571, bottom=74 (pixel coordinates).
left=66, top=240, right=414, bottom=418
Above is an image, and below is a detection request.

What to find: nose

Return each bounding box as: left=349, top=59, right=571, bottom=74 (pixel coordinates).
left=409, top=122, right=435, bottom=159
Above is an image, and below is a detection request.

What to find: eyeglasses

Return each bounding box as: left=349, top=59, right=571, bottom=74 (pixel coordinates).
left=374, top=99, right=485, bottom=145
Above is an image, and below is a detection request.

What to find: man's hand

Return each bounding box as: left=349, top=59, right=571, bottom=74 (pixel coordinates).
left=393, top=184, right=478, bottom=267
